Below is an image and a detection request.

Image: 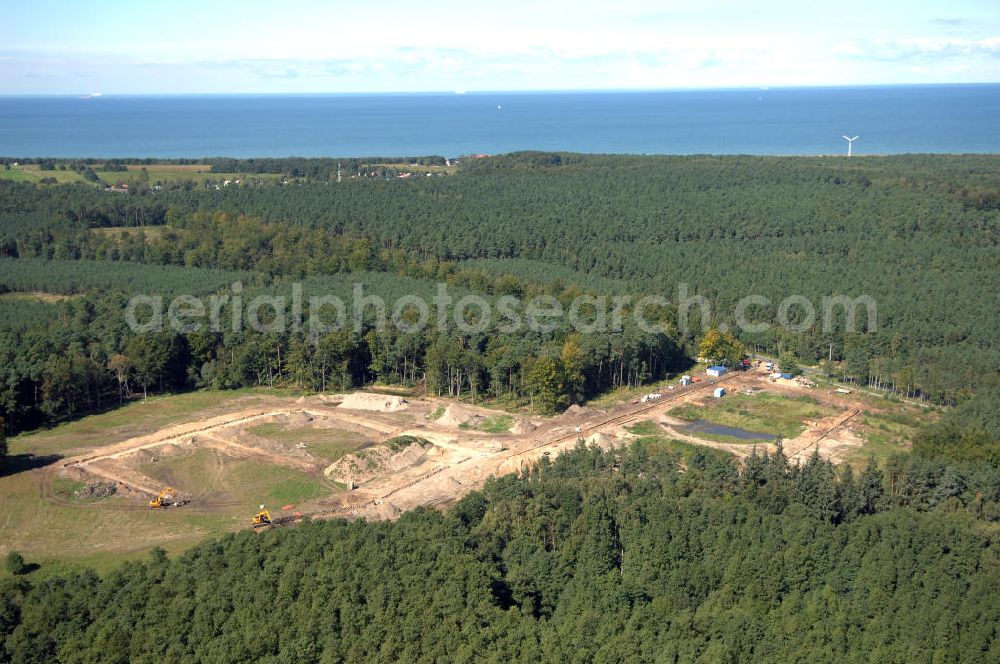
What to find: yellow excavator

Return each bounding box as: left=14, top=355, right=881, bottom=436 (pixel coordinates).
left=149, top=487, right=175, bottom=509
left=251, top=505, right=272, bottom=527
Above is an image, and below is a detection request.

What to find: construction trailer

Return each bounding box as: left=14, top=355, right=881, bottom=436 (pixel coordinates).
left=713, top=387, right=726, bottom=398
left=707, top=366, right=727, bottom=377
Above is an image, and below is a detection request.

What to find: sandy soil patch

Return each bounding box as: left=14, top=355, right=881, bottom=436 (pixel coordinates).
left=338, top=393, right=409, bottom=412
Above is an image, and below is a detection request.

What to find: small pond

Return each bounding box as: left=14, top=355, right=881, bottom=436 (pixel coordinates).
left=681, top=419, right=779, bottom=442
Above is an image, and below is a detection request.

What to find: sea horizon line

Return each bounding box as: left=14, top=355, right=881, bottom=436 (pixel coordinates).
left=2, top=81, right=999, bottom=99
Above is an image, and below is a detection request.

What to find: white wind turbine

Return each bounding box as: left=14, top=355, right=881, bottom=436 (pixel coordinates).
left=842, top=134, right=859, bottom=157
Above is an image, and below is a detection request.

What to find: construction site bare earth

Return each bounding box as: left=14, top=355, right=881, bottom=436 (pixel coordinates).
left=31, top=367, right=871, bottom=532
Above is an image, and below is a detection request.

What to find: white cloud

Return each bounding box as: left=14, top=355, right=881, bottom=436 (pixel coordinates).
left=833, top=37, right=1000, bottom=62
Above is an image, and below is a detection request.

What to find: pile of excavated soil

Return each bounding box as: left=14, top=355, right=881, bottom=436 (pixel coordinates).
left=286, top=410, right=315, bottom=426
left=469, top=439, right=506, bottom=453
left=486, top=440, right=507, bottom=453
left=507, top=417, right=536, bottom=434
left=437, top=403, right=474, bottom=428
left=375, top=501, right=402, bottom=519
left=58, top=465, right=91, bottom=482
left=133, top=449, right=158, bottom=464
left=75, top=482, right=118, bottom=500
left=324, top=442, right=427, bottom=484
left=390, top=475, right=466, bottom=511
left=557, top=404, right=598, bottom=420
left=157, top=443, right=184, bottom=457
left=586, top=432, right=617, bottom=448
left=338, top=393, right=409, bottom=412
left=496, top=457, right=529, bottom=477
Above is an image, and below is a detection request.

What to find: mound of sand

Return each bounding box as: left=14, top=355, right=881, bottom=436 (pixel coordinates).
left=474, top=439, right=507, bottom=453
left=586, top=432, right=617, bottom=448
left=133, top=449, right=158, bottom=464
left=338, top=393, right=409, bottom=412
left=58, top=465, right=91, bottom=482
left=324, top=442, right=427, bottom=484
left=497, top=458, right=529, bottom=476
left=375, top=501, right=402, bottom=520
left=157, top=443, right=184, bottom=457
left=507, top=417, right=536, bottom=434
left=558, top=404, right=597, bottom=420
left=286, top=410, right=315, bottom=426
left=437, top=403, right=474, bottom=428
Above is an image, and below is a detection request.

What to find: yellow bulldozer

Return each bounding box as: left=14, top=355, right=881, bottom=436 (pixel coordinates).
left=251, top=505, right=272, bottom=527
left=149, top=487, right=175, bottom=509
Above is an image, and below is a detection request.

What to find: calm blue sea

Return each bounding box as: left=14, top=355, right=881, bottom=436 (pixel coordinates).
left=1, top=85, right=998, bottom=157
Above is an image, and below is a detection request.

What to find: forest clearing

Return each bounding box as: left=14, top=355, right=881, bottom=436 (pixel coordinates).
left=0, top=363, right=926, bottom=566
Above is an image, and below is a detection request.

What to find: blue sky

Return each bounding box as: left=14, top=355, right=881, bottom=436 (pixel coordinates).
left=2, top=0, right=999, bottom=94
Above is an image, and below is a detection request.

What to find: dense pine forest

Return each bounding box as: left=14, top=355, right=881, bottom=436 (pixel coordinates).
left=2, top=441, right=999, bottom=662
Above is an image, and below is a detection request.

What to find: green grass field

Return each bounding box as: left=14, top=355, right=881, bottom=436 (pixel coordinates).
left=1, top=388, right=314, bottom=570
left=383, top=435, right=431, bottom=453
left=248, top=422, right=370, bottom=465
left=0, top=164, right=284, bottom=187
left=460, top=414, right=514, bottom=433
left=0, top=456, right=243, bottom=575
left=10, top=388, right=298, bottom=454
left=850, top=404, right=936, bottom=463
left=140, top=450, right=333, bottom=507
left=805, top=373, right=939, bottom=463
left=670, top=392, right=836, bottom=440
left=626, top=420, right=664, bottom=436
left=0, top=166, right=43, bottom=183
left=0, top=166, right=86, bottom=184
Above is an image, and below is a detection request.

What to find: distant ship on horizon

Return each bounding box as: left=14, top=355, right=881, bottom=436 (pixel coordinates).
left=81, top=92, right=102, bottom=100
